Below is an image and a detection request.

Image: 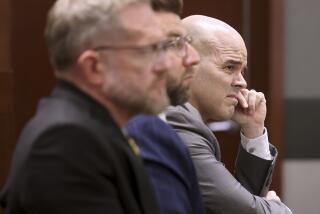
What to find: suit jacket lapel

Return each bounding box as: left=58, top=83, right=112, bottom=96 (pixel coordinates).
left=184, top=103, right=221, bottom=161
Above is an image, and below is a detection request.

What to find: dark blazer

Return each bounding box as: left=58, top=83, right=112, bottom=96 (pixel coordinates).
left=126, top=115, right=205, bottom=214
left=166, top=103, right=292, bottom=214
left=0, top=81, right=159, bottom=214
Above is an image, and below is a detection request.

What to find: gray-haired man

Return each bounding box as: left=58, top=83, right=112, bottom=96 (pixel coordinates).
left=0, top=0, right=175, bottom=213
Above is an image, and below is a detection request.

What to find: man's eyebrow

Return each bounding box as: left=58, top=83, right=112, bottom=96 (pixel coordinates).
left=166, top=30, right=184, bottom=38
left=223, top=60, right=242, bottom=65
left=223, top=60, right=248, bottom=72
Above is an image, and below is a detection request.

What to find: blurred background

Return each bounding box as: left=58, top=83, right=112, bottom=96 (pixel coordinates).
left=0, top=0, right=319, bottom=213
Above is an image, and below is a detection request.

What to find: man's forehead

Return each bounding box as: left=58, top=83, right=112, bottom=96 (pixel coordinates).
left=212, top=45, right=247, bottom=67
left=156, top=12, right=186, bottom=37
left=118, top=2, right=165, bottom=43
left=214, top=36, right=247, bottom=64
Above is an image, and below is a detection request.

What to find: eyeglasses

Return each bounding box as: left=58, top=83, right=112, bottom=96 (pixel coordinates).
left=166, top=35, right=193, bottom=58
left=92, top=35, right=193, bottom=59
left=92, top=39, right=174, bottom=60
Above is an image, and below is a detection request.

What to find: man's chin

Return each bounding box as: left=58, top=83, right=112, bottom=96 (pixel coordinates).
left=168, top=86, right=189, bottom=106
left=222, top=108, right=235, bottom=120
left=144, top=94, right=170, bottom=114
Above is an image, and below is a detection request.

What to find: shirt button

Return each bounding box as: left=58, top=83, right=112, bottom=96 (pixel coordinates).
left=249, top=148, right=255, bottom=153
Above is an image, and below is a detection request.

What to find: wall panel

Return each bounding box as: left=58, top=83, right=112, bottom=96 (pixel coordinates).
left=0, top=0, right=10, bottom=72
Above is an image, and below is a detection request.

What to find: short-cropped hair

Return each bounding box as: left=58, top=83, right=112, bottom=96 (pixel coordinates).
left=45, top=0, right=149, bottom=71
left=151, top=0, right=183, bottom=16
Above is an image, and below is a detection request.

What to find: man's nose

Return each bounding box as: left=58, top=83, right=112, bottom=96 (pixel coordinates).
left=233, top=72, right=247, bottom=89
left=183, top=43, right=200, bottom=67
left=152, top=51, right=173, bottom=74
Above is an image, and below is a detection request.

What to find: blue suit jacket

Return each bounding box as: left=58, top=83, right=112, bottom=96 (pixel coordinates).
left=126, top=115, right=205, bottom=214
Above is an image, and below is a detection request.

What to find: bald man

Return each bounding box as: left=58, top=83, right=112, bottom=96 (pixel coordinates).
left=166, top=15, right=292, bottom=214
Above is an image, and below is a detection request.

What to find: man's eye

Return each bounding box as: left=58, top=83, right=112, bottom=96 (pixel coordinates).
left=168, top=41, right=178, bottom=48
left=225, top=65, right=235, bottom=70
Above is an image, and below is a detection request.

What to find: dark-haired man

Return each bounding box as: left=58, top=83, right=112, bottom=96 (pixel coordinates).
left=126, top=1, right=205, bottom=214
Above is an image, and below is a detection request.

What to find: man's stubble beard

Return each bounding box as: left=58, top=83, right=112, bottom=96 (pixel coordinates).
left=102, top=74, right=169, bottom=116
left=167, top=80, right=189, bottom=106
left=166, top=70, right=192, bottom=106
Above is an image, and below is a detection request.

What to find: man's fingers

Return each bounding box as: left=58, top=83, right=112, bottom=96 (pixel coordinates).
left=257, top=92, right=266, bottom=104
left=237, top=89, right=248, bottom=108
left=237, top=89, right=266, bottom=113
left=247, top=90, right=257, bottom=114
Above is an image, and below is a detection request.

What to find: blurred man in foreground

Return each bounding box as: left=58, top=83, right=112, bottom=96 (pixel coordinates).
left=0, top=0, right=175, bottom=213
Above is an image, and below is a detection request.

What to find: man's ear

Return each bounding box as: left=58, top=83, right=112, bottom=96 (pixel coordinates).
left=76, top=50, right=105, bottom=86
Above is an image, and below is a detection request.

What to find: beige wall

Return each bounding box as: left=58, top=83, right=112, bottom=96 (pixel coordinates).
left=283, top=0, right=320, bottom=212
left=283, top=160, right=320, bottom=214
left=284, top=0, right=320, bottom=98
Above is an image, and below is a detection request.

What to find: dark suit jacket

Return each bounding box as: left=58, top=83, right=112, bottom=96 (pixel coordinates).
left=126, top=115, right=205, bottom=214
left=0, top=81, right=159, bottom=214
left=166, top=103, right=292, bottom=214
